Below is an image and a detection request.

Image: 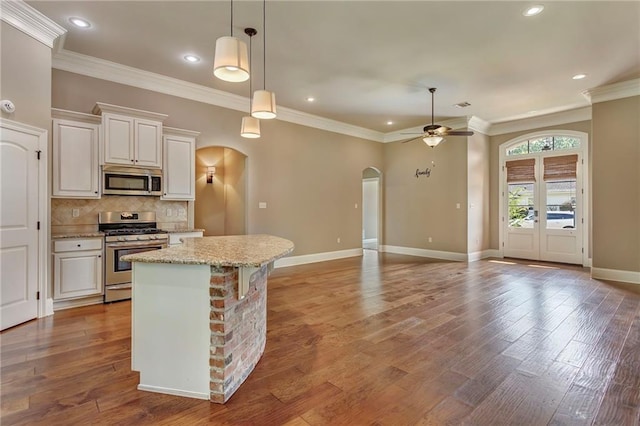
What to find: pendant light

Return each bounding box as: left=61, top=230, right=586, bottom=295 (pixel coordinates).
left=213, top=0, right=250, bottom=82
left=241, top=28, right=260, bottom=138
left=251, top=0, right=277, bottom=119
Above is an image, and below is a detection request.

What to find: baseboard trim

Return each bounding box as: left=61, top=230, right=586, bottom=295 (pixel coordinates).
left=380, top=245, right=467, bottom=262
left=137, top=384, right=209, bottom=400
left=53, top=295, right=104, bottom=311
left=591, top=267, right=640, bottom=285
left=274, top=248, right=363, bottom=268
left=468, top=249, right=502, bottom=262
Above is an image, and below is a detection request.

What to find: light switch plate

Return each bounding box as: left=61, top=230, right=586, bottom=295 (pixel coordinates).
left=259, top=202, right=267, bottom=209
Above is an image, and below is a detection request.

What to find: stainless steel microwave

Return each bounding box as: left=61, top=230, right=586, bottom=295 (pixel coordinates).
left=102, top=166, right=162, bottom=196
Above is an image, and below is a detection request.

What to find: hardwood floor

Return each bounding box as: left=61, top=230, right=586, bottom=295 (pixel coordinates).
left=2, top=251, right=640, bottom=425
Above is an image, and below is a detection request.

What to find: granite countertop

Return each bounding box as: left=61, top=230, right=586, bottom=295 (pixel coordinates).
left=163, top=229, right=205, bottom=234
left=121, top=234, right=294, bottom=267
left=52, top=232, right=104, bottom=239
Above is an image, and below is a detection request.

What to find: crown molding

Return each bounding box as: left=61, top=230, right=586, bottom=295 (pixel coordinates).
left=487, top=107, right=592, bottom=136
left=468, top=116, right=491, bottom=135
left=52, top=49, right=385, bottom=143
left=51, top=108, right=101, bottom=124
left=0, top=0, right=66, bottom=48
left=582, top=78, right=640, bottom=104
left=163, top=126, right=201, bottom=138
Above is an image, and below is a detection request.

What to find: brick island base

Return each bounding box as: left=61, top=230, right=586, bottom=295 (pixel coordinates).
left=131, top=262, right=270, bottom=403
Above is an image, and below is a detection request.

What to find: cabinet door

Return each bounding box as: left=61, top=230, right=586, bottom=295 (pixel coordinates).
left=135, top=119, right=163, bottom=168
left=53, top=250, right=103, bottom=300
left=52, top=119, right=100, bottom=198
left=162, top=134, right=195, bottom=200
left=104, top=114, right=134, bottom=165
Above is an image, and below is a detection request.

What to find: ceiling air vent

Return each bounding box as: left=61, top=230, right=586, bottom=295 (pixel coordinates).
left=454, top=102, right=471, bottom=108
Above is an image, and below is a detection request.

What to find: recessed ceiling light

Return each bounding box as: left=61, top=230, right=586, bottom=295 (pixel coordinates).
left=572, top=74, right=587, bottom=80
left=523, top=5, right=544, bottom=17
left=69, top=17, right=91, bottom=28
left=306, top=97, right=315, bottom=102
left=183, top=55, right=200, bottom=63
left=386, top=121, right=394, bottom=125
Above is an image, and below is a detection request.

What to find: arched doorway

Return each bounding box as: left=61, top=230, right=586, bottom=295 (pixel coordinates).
left=499, top=131, right=589, bottom=265
left=362, top=167, right=382, bottom=251
left=194, top=146, right=247, bottom=236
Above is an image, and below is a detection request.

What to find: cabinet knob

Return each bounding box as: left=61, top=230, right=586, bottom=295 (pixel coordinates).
left=94, top=191, right=98, bottom=194
left=98, top=255, right=102, bottom=258
left=77, top=244, right=81, bottom=247
left=131, top=159, right=135, bottom=163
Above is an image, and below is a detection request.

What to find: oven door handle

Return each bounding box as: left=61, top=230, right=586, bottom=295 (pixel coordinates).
left=106, top=242, right=167, bottom=250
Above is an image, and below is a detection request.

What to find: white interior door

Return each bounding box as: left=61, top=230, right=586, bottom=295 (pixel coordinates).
left=0, top=122, right=41, bottom=330
left=504, top=153, right=583, bottom=265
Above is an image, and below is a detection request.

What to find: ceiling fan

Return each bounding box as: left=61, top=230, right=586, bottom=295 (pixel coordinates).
left=402, top=88, right=474, bottom=147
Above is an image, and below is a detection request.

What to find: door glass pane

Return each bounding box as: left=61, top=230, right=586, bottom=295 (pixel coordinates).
left=545, top=180, right=576, bottom=229
left=508, top=183, right=534, bottom=228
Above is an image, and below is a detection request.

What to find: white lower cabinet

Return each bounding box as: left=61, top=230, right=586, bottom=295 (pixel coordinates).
left=53, top=238, right=103, bottom=300
left=169, top=231, right=203, bottom=246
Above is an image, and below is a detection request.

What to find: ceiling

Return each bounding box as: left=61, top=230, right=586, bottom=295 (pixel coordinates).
left=28, top=1, right=640, bottom=133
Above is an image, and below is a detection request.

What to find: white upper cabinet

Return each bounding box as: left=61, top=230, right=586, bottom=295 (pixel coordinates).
left=93, top=102, right=167, bottom=168
left=162, top=127, right=199, bottom=200
left=52, top=109, right=101, bottom=198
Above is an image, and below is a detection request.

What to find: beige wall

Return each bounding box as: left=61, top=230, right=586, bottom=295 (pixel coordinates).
left=223, top=147, right=247, bottom=236
left=194, top=146, right=247, bottom=236
left=52, top=70, right=384, bottom=256
left=383, top=137, right=468, bottom=253
left=467, top=132, right=491, bottom=253
left=592, top=96, right=640, bottom=273
left=195, top=146, right=226, bottom=236
left=0, top=22, right=51, bottom=130
left=488, top=121, right=592, bottom=250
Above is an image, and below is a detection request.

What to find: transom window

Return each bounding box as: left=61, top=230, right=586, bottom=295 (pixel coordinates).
left=506, top=136, right=580, bottom=156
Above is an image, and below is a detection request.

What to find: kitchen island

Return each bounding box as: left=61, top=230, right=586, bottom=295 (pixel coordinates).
left=121, top=234, right=294, bottom=403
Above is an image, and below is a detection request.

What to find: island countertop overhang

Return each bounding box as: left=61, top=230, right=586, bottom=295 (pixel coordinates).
left=121, top=234, right=294, bottom=267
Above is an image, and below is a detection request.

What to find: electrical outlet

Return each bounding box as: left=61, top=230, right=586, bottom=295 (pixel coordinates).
left=178, top=208, right=186, bottom=216
left=166, top=208, right=172, bottom=217
left=456, top=203, right=461, bottom=209
left=337, top=237, right=341, bottom=244
left=72, top=208, right=79, bottom=218
left=355, top=203, right=358, bottom=209
left=259, top=202, right=267, bottom=209
left=428, top=237, right=433, bottom=243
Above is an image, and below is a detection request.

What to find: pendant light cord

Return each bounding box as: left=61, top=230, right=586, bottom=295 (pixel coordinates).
left=249, top=34, right=253, bottom=105
left=263, top=0, right=266, bottom=90
left=431, top=89, right=434, bottom=126
left=230, top=0, right=234, bottom=37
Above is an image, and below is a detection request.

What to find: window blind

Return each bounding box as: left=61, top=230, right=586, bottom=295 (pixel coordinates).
left=506, top=158, right=535, bottom=182
left=543, top=154, right=578, bottom=181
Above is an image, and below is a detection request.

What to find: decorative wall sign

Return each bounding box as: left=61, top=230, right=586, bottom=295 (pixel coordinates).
left=415, top=167, right=431, bottom=178
left=415, top=161, right=436, bottom=179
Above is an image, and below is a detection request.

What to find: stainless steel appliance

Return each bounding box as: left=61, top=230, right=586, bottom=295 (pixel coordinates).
left=99, top=211, right=168, bottom=302
left=103, top=166, right=162, bottom=196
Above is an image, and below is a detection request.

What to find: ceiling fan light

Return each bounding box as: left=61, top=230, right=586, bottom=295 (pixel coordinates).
left=251, top=90, right=277, bottom=119
left=423, top=135, right=444, bottom=147
left=213, top=36, right=250, bottom=82
left=241, top=116, right=261, bottom=138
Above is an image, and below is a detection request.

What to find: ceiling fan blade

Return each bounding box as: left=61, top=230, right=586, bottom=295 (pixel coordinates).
left=400, top=132, right=424, bottom=135
left=441, top=130, right=475, bottom=136
left=401, top=135, right=424, bottom=144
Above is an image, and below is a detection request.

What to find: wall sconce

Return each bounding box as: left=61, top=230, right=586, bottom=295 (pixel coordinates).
left=207, top=166, right=216, bottom=184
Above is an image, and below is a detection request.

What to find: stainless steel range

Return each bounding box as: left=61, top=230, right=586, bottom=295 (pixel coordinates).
left=99, top=211, right=168, bottom=302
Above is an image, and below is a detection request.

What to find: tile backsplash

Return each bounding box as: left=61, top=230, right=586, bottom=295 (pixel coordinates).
left=51, top=196, right=188, bottom=234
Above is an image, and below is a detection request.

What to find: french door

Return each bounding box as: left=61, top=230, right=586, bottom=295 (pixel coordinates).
left=503, top=153, right=583, bottom=265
